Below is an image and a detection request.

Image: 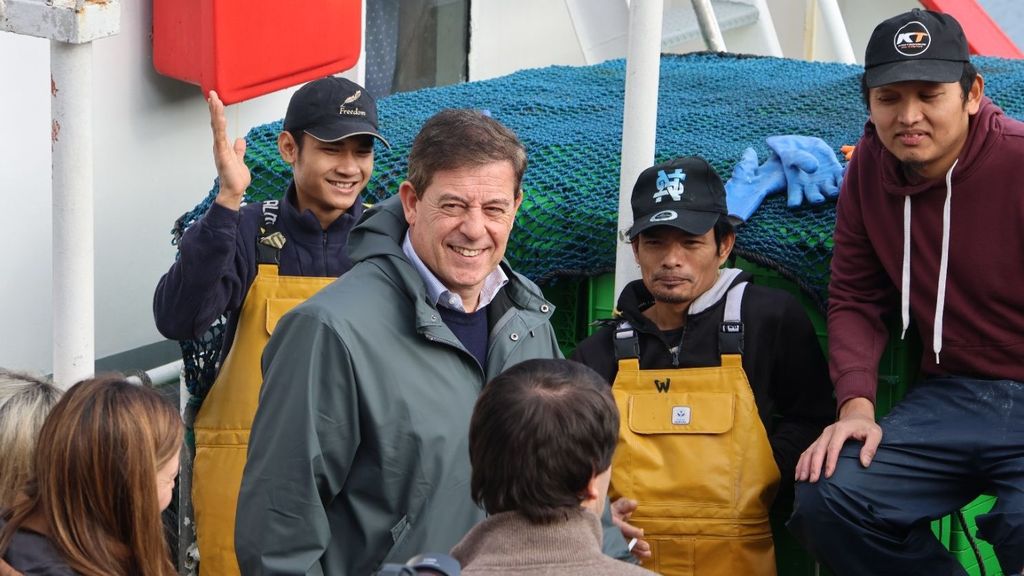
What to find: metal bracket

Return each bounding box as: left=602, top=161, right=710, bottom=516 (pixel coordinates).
left=1, top=0, right=120, bottom=43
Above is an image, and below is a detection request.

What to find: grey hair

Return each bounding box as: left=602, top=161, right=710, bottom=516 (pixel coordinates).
left=0, top=369, right=62, bottom=510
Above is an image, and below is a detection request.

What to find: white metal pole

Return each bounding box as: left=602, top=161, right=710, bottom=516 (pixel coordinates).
left=614, top=0, right=663, bottom=301
left=691, top=0, right=726, bottom=52
left=51, top=40, right=95, bottom=388
left=816, top=0, right=856, bottom=63
left=804, top=0, right=819, bottom=60
left=748, top=0, right=783, bottom=57
left=355, top=0, right=367, bottom=87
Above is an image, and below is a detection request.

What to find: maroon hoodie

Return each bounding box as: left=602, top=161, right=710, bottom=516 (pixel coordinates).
left=829, top=97, right=1024, bottom=409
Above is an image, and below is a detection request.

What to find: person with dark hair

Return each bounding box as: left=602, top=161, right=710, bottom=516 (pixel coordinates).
left=152, top=75, right=389, bottom=576
left=236, top=109, right=563, bottom=575
left=450, top=359, right=655, bottom=575
left=571, top=156, right=834, bottom=575
left=0, top=376, right=183, bottom=576
left=790, top=9, right=1024, bottom=575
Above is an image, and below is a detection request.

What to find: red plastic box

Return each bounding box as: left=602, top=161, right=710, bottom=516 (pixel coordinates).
left=153, top=0, right=362, bottom=104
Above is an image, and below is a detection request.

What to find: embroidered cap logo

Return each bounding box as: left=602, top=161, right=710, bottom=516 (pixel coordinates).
left=650, top=210, right=678, bottom=223
left=338, top=90, right=368, bottom=117
left=652, top=168, right=686, bottom=203
left=894, top=21, right=931, bottom=56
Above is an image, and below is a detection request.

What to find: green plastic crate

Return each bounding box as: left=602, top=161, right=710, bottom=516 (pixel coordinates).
left=732, top=256, right=923, bottom=419
left=950, top=495, right=1003, bottom=576
left=586, top=272, right=616, bottom=333
left=729, top=257, right=945, bottom=574
left=539, top=277, right=584, bottom=358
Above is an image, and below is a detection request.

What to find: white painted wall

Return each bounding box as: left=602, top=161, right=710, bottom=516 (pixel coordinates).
left=469, top=0, right=586, bottom=81
left=0, top=0, right=302, bottom=373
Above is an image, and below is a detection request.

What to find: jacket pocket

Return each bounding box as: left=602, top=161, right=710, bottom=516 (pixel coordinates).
left=378, top=514, right=413, bottom=566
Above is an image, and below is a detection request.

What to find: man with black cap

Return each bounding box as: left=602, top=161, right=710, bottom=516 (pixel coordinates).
left=571, top=156, right=834, bottom=575
left=153, top=76, right=389, bottom=576
left=790, top=9, right=1024, bottom=575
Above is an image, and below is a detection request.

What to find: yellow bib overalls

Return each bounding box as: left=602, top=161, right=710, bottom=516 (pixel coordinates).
left=610, top=283, right=780, bottom=576
left=192, top=214, right=336, bottom=576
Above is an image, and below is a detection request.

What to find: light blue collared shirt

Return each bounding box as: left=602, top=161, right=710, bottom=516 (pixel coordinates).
left=402, top=232, right=509, bottom=312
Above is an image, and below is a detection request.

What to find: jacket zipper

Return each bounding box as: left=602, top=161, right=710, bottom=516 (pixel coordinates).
left=423, top=331, right=486, bottom=379
left=670, top=324, right=686, bottom=368
left=322, top=231, right=329, bottom=274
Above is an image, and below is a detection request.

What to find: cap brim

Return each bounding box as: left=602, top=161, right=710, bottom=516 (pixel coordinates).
left=628, top=209, right=720, bottom=240
left=865, top=59, right=965, bottom=88
left=305, top=125, right=391, bottom=149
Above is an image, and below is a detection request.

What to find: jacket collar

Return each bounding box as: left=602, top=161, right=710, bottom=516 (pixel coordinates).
left=451, top=510, right=604, bottom=569
left=280, top=182, right=365, bottom=246
left=347, top=195, right=554, bottom=331
left=617, top=268, right=750, bottom=331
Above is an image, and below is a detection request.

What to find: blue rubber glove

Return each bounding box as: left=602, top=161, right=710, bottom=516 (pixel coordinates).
left=765, top=135, right=844, bottom=207
left=724, top=147, right=786, bottom=222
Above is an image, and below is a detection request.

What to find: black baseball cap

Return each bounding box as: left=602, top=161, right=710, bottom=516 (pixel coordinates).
left=284, top=76, right=390, bottom=147
left=864, top=9, right=970, bottom=88
left=627, top=156, right=731, bottom=240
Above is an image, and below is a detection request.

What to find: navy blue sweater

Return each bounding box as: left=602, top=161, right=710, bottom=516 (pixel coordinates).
left=153, top=184, right=363, bottom=361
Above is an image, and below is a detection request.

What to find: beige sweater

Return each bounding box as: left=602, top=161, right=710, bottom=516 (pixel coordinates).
left=451, top=509, right=658, bottom=575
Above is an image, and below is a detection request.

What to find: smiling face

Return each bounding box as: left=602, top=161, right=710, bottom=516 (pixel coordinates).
left=400, top=161, right=522, bottom=312
left=634, top=226, right=734, bottom=327
left=279, top=132, right=374, bottom=229
left=868, top=77, right=982, bottom=181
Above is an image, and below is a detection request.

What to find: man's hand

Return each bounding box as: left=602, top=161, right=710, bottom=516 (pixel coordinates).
left=795, top=397, right=881, bottom=483
left=208, top=90, right=251, bottom=211
left=0, top=559, right=23, bottom=576
left=611, top=498, right=651, bottom=560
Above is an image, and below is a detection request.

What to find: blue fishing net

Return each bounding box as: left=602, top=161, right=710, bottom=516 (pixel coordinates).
left=171, top=52, right=1024, bottom=396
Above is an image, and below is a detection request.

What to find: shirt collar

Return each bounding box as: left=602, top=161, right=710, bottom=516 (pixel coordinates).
left=402, top=232, right=508, bottom=312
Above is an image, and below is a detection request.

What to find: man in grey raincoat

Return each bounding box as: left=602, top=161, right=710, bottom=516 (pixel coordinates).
left=235, top=109, right=562, bottom=575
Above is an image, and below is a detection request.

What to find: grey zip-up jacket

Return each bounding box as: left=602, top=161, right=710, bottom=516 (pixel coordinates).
left=235, top=195, right=561, bottom=576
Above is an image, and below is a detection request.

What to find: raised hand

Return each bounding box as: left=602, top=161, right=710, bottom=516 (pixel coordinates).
left=208, top=90, right=251, bottom=210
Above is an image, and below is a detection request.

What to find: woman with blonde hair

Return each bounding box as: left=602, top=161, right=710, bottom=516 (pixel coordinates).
left=0, top=376, right=182, bottom=576
left=0, top=369, right=62, bottom=511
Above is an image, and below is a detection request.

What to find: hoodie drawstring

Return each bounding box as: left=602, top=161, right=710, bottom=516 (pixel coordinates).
left=901, top=197, right=911, bottom=339
left=933, top=159, right=957, bottom=363
left=900, top=159, right=957, bottom=365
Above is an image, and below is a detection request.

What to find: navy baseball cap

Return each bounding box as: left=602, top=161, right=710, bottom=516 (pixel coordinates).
left=864, top=9, right=970, bottom=88
left=627, top=156, right=731, bottom=240
left=284, top=76, right=390, bottom=147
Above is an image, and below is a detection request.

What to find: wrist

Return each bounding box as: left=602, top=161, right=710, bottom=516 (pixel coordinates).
left=214, top=191, right=243, bottom=211
left=839, top=397, right=875, bottom=420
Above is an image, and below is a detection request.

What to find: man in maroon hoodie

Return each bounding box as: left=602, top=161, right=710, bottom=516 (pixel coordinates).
left=788, top=9, right=1024, bottom=575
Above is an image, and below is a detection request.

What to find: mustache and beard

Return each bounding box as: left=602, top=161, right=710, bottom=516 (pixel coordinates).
left=647, top=270, right=696, bottom=305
